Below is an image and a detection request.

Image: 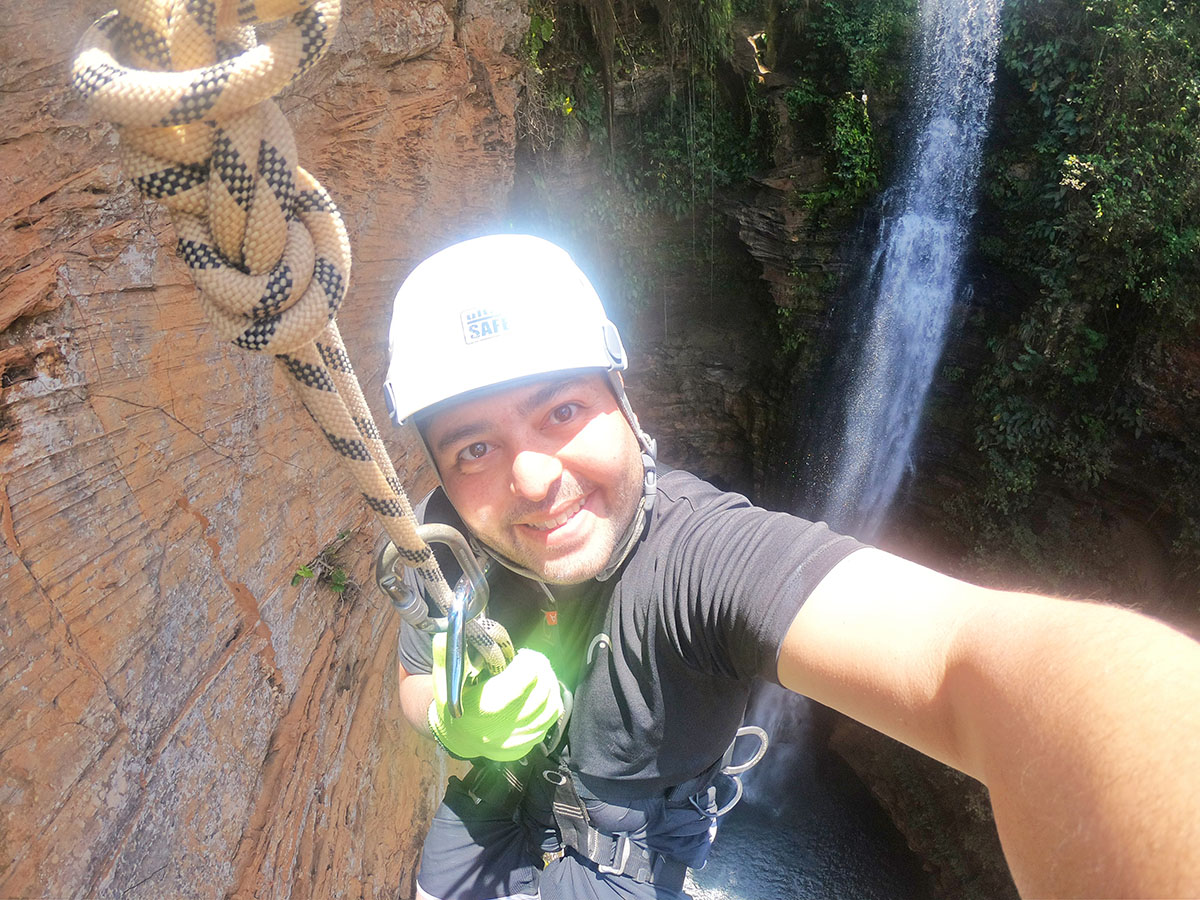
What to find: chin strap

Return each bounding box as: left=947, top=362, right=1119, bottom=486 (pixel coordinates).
left=599, top=370, right=658, bottom=582
left=594, top=464, right=651, bottom=582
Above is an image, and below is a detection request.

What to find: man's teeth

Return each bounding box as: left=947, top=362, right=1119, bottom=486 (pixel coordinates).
left=529, top=498, right=585, bottom=531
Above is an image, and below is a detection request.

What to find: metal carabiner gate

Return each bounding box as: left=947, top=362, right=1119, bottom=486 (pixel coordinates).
left=375, top=523, right=490, bottom=718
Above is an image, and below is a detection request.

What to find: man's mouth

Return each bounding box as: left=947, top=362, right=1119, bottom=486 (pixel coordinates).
left=524, top=496, right=587, bottom=532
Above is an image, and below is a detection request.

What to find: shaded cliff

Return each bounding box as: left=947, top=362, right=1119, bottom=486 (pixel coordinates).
left=0, top=1, right=525, bottom=896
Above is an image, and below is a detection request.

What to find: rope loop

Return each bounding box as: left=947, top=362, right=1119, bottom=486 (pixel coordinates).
left=71, top=0, right=516, bottom=670
left=73, top=0, right=349, bottom=353
left=72, top=0, right=339, bottom=129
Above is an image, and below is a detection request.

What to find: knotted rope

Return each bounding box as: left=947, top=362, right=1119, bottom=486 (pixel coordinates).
left=72, top=0, right=513, bottom=672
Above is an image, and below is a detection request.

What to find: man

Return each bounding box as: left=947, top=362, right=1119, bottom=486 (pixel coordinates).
left=385, top=234, right=1200, bottom=899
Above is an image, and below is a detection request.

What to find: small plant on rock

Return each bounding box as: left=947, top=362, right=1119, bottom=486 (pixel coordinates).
left=293, top=530, right=355, bottom=595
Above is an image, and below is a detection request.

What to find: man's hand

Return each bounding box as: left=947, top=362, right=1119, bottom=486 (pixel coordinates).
left=427, top=634, right=563, bottom=762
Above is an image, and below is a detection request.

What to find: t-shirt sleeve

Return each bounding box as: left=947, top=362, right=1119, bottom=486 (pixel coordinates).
left=397, top=576, right=436, bottom=676
left=654, top=477, right=865, bottom=684
left=394, top=492, right=453, bottom=677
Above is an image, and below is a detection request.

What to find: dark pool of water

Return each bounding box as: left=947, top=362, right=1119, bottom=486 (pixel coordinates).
left=685, top=690, right=932, bottom=900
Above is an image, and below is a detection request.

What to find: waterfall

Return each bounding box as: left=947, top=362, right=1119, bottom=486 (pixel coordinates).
left=696, top=4, right=1009, bottom=895
left=823, top=0, right=1004, bottom=538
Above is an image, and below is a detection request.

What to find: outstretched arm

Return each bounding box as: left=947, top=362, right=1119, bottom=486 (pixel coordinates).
left=779, top=547, right=1200, bottom=899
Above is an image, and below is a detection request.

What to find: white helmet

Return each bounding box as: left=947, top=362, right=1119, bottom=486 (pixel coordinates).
left=384, top=234, right=628, bottom=425
left=385, top=233, right=657, bottom=581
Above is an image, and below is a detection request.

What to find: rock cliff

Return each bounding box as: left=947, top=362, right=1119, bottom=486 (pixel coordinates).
left=0, top=1, right=526, bottom=896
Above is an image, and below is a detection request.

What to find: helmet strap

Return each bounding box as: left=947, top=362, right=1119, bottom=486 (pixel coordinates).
left=605, top=371, right=657, bottom=513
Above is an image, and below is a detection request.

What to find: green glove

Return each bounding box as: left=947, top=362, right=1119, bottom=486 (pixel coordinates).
left=428, top=634, right=563, bottom=762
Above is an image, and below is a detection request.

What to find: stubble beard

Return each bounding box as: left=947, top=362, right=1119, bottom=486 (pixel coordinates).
left=494, top=459, right=644, bottom=585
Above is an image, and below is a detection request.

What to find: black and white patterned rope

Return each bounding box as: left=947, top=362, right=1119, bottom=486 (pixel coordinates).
left=70, top=0, right=514, bottom=673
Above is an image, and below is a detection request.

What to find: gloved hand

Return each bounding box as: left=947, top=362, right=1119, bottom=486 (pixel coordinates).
left=428, top=633, right=563, bottom=762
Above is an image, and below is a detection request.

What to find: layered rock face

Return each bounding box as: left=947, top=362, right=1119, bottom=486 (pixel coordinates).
left=0, top=1, right=524, bottom=896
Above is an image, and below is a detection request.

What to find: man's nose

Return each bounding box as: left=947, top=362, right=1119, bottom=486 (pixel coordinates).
left=510, top=450, right=563, bottom=501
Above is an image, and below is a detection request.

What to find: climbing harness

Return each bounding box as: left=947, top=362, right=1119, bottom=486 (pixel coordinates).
left=70, top=0, right=513, bottom=673
left=540, top=725, right=768, bottom=885
left=451, top=724, right=770, bottom=888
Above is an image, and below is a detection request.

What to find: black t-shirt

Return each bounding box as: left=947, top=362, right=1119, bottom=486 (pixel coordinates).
left=399, top=468, right=863, bottom=799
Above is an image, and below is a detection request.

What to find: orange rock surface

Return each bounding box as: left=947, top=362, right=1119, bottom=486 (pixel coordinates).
left=0, top=1, right=524, bottom=895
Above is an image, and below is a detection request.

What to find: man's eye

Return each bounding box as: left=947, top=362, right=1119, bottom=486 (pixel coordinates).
left=549, top=403, right=578, bottom=425
left=458, top=442, right=490, bottom=462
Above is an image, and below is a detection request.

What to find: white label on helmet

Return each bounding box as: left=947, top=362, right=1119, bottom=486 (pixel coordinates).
left=461, top=308, right=510, bottom=344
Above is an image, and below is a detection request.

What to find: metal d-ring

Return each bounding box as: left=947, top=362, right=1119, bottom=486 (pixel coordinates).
left=721, top=725, right=769, bottom=776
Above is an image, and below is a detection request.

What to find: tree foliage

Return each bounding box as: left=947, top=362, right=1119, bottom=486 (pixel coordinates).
left=970, top=0, right=1200, bottom=589
left=782, top=0, right=916, bottom=99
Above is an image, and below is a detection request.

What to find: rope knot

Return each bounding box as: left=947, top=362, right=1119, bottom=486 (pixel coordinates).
left=72, top=0, right=350, bottom=354
left=71, top=0, right=516, bottom=670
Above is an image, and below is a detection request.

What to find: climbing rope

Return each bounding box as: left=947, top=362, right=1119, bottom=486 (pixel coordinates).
left=71, top=0, right=513, bottom=673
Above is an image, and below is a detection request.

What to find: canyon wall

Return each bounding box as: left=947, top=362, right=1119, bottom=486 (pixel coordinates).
left=0, top=1, right=525, bottom=896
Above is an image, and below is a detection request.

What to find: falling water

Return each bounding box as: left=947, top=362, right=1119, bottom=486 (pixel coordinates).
left=824, top=0, right=1004, bottom=537
left=693, top=2, right=1007, bottom=895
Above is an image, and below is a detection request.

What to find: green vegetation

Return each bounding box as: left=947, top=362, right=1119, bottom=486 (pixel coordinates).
left=615, top=78, right=771, bottom=219
left=790, top=90, right=881, bottom=224
left=964, top=0, right=1200, bottom=593
left=514, top=0, right=918, bottom=321
left=782, top=0, right=917, bottom=99
left=776, top=0, right=915, bottom=224
left=293, top=530, right=355, bottom=594
left=514, top=0, right=775, bottom=318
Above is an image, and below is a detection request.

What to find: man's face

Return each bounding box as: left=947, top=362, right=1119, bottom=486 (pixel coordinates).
left=422, top=373, right=645, bottom=584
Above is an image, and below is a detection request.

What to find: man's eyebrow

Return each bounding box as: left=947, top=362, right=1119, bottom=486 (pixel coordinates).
left=432, top=420, right=490, bottom=456
left=432, top=377, right=592, bottom=455
left=516, top=376, right=588, bottom=418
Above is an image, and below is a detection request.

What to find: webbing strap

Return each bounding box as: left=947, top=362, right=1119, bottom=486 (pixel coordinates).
left=544, top=765, right=689, bottom=889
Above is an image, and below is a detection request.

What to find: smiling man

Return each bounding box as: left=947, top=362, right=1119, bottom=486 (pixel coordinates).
left=385, top=235, right=1200, bottom=900
left=421, top=373, right=644, bottom=585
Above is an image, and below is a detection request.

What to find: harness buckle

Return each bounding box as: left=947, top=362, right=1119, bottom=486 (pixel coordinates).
left=597, top=833, right=633, bottom=876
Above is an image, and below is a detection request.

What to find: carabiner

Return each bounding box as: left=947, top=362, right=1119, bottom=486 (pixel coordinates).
left=374, top=523, right=492, bottom=719
left=375, top=524, right=491, bottom=633
left=445, top=591, right=467, bottom=718
left=420, top=523, right=490, bottom=623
